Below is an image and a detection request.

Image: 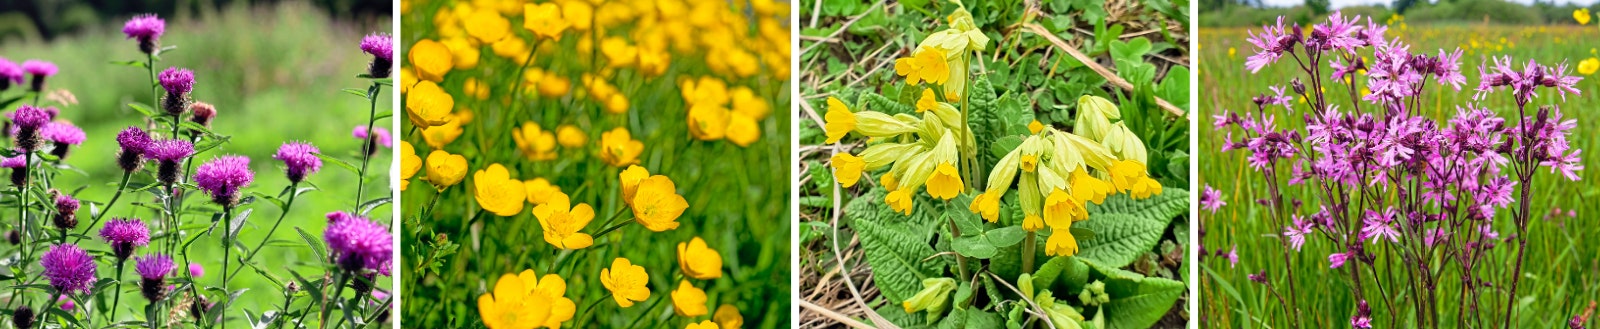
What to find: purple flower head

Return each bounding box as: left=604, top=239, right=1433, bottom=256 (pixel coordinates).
left=158, top=67, right=194, bottom=95
left=1224, top=245, right=1238, bottom=268
left=194, top=155, right=254, bottom=207
left=146, top=139, right=194, bottom=162
left=122, top=14, right=164, bottom=40
left=360, top=33, right=394, bottom=60
left=0, top=154, right=24, bottom=169
left=1306, top=11, right=1363, bottom=53
left=353, top=126, right=393, bottom=148
left=189, top=263, right=205, bottom=277
left=1247, top=270, right=1267, bottom=284
left=117, top=127, right=153, bottom=155
left=0, top=58, right=22, bottom=85
left=39, top=244, right=97, bottom=295
left=21, top=60, right=56, bottom=77
left=1200, top=185, right=1226, bottom=213
left=324, top=212, right=394, bottom=275
left=1328, top=251, right=1352, bottom=269
left=134, top=254, right=175, bottom=280
left=58, top=295, right=73, bottom=312
left=40, top=122, right=85, bottom=145
left=100, top=218, right=151, bottom=260
left=273, top=142, right=322, bottom=183
left=1359, top=208, right=1401, bottom=243
left=1283, top=215, right=1314, bottom=251
left=1244, top=17, right=1297, bottom=73
left=12, top=105, right=51, bottom=131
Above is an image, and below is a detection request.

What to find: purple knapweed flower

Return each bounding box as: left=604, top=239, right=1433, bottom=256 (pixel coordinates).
left=147, top=139, right=194, bottom=184
left=273, top=142, right=321, bottom=184
left=135, top=253, right=175, bottom=301
left=158, top=67, right=194, bottom=115
left=9, top=306, right=32, bottom=329
left=12, top=105, right=51, bottom=151
left=189, top=102, right=217, bottom=127
left=39, top=244, right=97, bottom=295
left=1, top=153, right=25, bottom=186
left=52, top=192, right=79, bottom=230
left=194, top=155, right=254, bottom=208
left=1200, top=185, right=1226, bottom=213
left=116, top=127, right=152, bottom=172
left=189, top=263, right=204, bottom=278
left=21, top=60, right=56, bottom=92
left=324, top=212, right=394, bottom=275
left=40, top=122, right=85, bottom=160
left=57, top=295, right=73, bottom=312
left=360, top=33, right=395, bottom=78
left=122, top=14, right=166, bottom=54
left=0, top=58, right=21, bottom=90
left=99, top=218, right=150, bottom=260
left=353, top=126, right=393, bottom=148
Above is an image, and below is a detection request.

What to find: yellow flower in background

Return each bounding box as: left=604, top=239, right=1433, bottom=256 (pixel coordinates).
left=725, top=113, right=760, bottom=147
left=677, top=237, right=723, bottom=280
left=465, top=7, right=511, bottom=43
left=477, top=272, right=553, bottom=329
left=1108, top=160, right=1162, bottom=199
left=925, top=163, right=963, bottom=200
left=524, top=178, right=562, bottom=205
left=1044, top=226, right=1079, bottom=256
left=1577, top=8, right=1592, bottom=25
left=533, top=191, right=595, bottom=250
left=1579, top=57, right=1599, bottom=75
left=671, top=280, right=709, bottom=317
left=885, top=189, right=914, bottom=215
left=602, top=37, right=640, bottom=68
left=822, top=97, right=856, bottom=144
left=441, top=38, right=481, bottom=69
left=524, top=69, right=572, bottom=98
left=681, top=77, right=731, bottom=108
left=730, top=87, right=769, bottom=120
left=426, top=150, right=467, bottom=190
left=916, top=88, right=937, bottom=112
left=714, top=305, right=743, bottom=329
left=1227, top=47, right=1237, bottom=58
left=463, top=78, right=491, bottom=100
left=422, top=120, right=463, bottom=149
left=830, top=152, right=865, bottom=187
left=686, top=321, right=719, bottom=329
left=688, top=105, right=731, bottom=141
left=474, top=164, right=526, bottom=217
left=563, top=1, right=594, bottom=31
left=409, top=39, right=452, bottom=82
left=492, top=37, right=528, bottom=60
left=556, top=125, right=587, bottom=147
left=599, top=258, right=651, bottom=307
left=631, top=175, right=688, bottom=231
left=454, top=108, right=475, bottom=125
left=524, top=3, right=570, bottom=41
left=405, top=81, right=454, bottom=128
left=605, top=93, right=630, bottom=114
left=600, top=127, right=645, bottom=167
left=513, top=122, right=558, bottom=161
left=969, top=190, right=1000, bottom=222
left=638, top=48, right=671, bottom=77
left=620, top=165, right=650, bottom=206
left=894, top=47, right=949, bottom=85
left=399, top=141, right=422, bottom=191
left=1028, top=120, right=1044, bottom=134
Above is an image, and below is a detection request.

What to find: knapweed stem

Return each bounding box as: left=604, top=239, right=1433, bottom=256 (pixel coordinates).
left=354, top=82, right=383, bottom=208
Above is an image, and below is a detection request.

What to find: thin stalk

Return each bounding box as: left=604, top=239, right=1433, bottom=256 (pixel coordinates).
left=110, top=259, right=126, bottom=322
left=318, top=270, right=351, bottom=329
left=147, top=53, right=158, bottom=107
left=354, top=82, right=383, bottom=207
left=625, top=296, right=665, bottom=327
left=1022, top=231, right=1036, bottom=273
left=72, top=170, right=132, bottom=244
left=220, top=205, right=234, bottom=329
left=945, top=213, right=971, bottom=280
left=227, top=182, right=301, bottom=281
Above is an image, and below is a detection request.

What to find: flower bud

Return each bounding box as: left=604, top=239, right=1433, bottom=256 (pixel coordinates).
left=901, top=277, right=956, bottom=316
left=189, top=102, right=216, bottom=128
left=11, top=306, right=34, bottom=329
left=51, top=191, right=79, bottom=231
left=1074, top=95, right=1120, bottom=141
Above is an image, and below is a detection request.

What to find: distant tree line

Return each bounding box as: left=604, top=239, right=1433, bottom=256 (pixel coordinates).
left=0, top=0, right=389, bottom=41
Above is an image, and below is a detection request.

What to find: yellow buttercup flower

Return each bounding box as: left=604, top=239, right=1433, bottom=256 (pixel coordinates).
left=830, top=152, right=865, bottom=187
left=688, top=105, right=731, bottom=141
left=563, top=1, right=594, bottom=31
left=425, top=150, right=467, bottom=190
left=686, top=320, right=719, bottom=329
left=1576, top=8, right=1591, bottom=25
left=671, top=280, right=709, bottom=317
left=463, top=78, right=491, bottom=100
left=533, top=191, right=594, bottom=250
left=524, top=178, right=562, bottom=205
left=725, top=112, right=760, bottom=147
left=422, top=119, right=464, bottom=149
left=681, top=77, right=731, bottom=108
left=599, top=258, right=651, bottom=307
left=631, top=175, right=688, bottom=232
left=399, top=68, right=417, bottom=94
left=730, top=87, right=769, bottom=120
left=465, top=7, right=510, bottom=43
left=399, top=141, right=421, bottom=191
left=925, top=162, right=963, bottom=200
left=894, top=47, right=950, bottom=85
left=969, top=190, right=1000, bottom=222
left=1579, top=57, right=1599, bottom=75
left=714, top=305, right=743, bottom=329
left=474, top=164, right=526, bottom=217
left=441, top=37, right=481, bottom=69
left=602, top=37, right=639, bottom=68
left=513, top=122, right=558, bottom=161
left=885, top=189, right=914, bottom=215
left=916, top=88, right=937, bottom=112
left=524, top=3, right=570, bottom=41
left=556, top=125, right=586, bottom=147
left=600, top=127, right=645, bottom=167
left=638, top=47, right=671, bottom=77
left=605, top=93, right=630, bottom=114
left=408, top=39, right=452, bottom=82
left=477, top=272, right=552, bottom=329
left=620, top=165, right=650, bottom=206
left=677, top=237, right=723, bottom=280
left=1044, top=226, right=1079, bottom=256
left=822, top=97, right=856, bottom=144
left=405, top=81, right=454, bottom=128
left=492, top=37, right=528, bottom=60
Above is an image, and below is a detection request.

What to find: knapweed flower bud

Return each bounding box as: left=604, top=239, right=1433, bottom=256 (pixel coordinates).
left=194, top=155, right=254, bottom=208
left=5, top=229, right=17, bottom=245
left=0, top=58, right=21, bottom=91
left=99, top=218, right=150, bottom=261
left=188, top=102, right=216, bottom=128
left=352, top=126, right=392, bottom=156
left=134, top=253, right=174, bottom=301
left=158, top=67, right=194, bottom=116
left=116, top=127, right=152, bottom=172
left=11, top=105, right=50, bottom=151
left=360, top=33, right=394, bottom=78
left=146, top=139, right=193, bottom=185
left=40, top=122, right=85, bottom=160
left=901, top=277, right=956, bottom=315
left=21, top=60, right=56, bottom=92
left=40, top=244, right=97, bottom=295
left=189, top=263, right=204, bottom=278
left=351, top=272, right=377, bottom=296
left=323, top=212, right=394, bottom=275
left=2, top=154, right=26, bottom=186
left=189, top=295, right=212, bottom=321
left=11, top=306, right=33, bottom=329
left=51, top=191, right=79, bottom=230
left=273, top=142, right=321, bottom=184
left=122, top=14, right=165, bottom=54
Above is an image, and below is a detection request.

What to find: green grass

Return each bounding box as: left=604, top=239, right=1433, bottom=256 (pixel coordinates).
left=1197, top=23, right=1600, bottom=328
left=0, top=3, right=392, bottom=326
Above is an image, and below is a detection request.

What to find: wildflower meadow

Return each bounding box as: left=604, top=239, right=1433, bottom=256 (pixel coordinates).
left=797, top=0, right=1193, bottom=328
left=396, top=1, right=791, bottom=328
left=0, top=4, right=395, bottom=329
left=1198, top=10, right=1600, bottom=328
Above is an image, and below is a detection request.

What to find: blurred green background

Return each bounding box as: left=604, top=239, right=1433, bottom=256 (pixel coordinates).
left=0, top=0, right=393, bottom=324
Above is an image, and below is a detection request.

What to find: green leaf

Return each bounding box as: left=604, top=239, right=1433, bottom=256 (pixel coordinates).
left=1087, top=187, right=1189, bottom=223
left=108, top=60, right=148, bottom=68
left=952, top=236, right=997, bottom=259
left=846, top=189, right=941, bottom=303
left=1109, top=37, right=1153, bottom=65
left=1101, top=276, right=1184, bottom=329
left=128, top=102, right=157, bottom=117
left=1073, top=212, right=1165, bottom=268
left=342, top=88, right=369, bottom=98
left=860, top=92, right=916, bottom=116
left=985, top=226, right=1026, bottom=248
left=359, top=197, right=393, bottom=217
left=295, top=228, right=329, bottom=263
left=1158, top=66, right=1192, bottom=111
left=227, top=208, right=253, bottom=243
left=315, top=153, right=363, bottom=175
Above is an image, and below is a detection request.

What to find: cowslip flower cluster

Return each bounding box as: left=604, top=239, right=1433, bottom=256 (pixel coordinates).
left=1214, top=11, right=1584, bottom=327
